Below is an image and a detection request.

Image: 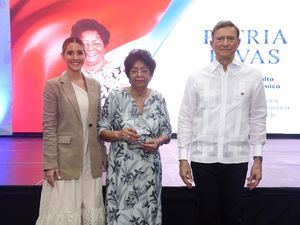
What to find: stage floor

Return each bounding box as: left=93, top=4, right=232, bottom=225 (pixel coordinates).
left=0, top=137, right=299, bottom=187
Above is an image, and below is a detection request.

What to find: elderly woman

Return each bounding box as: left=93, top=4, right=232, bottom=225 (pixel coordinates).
left=71, top=18, right=127, bottom=104
left=99, top=49, right=172, bottom=225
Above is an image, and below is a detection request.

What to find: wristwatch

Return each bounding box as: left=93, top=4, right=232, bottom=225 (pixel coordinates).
left=253, top=156, right=263, bottom=161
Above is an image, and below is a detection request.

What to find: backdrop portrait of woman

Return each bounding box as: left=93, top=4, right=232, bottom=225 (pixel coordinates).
left=71, top=18, right=128, bottom=104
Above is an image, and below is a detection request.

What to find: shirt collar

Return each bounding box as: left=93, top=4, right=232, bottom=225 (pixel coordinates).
left=207, top=57, right=242, bottom=73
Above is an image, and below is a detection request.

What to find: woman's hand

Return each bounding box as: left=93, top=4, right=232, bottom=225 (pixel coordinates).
left=140, top=138, right=161, bottom=152
left=116, top=128, right=139, bottom=143
left=44, top=169, right=60, bottom=187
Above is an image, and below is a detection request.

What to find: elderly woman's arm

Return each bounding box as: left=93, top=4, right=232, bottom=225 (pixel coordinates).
left=141, top=94, right=172, bottom=152
left=100, top=128, right=140, bottom=143
left=157, top=134, right=170, bottom=146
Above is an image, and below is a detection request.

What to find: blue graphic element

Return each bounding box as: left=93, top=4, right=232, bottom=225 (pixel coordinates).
left=0, top=0, right=12, bottom=135
left=147, top=0, right=192, bottom=55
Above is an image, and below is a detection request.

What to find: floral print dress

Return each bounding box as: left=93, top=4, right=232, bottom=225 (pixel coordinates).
left=100, top=89, right=172, bottom=225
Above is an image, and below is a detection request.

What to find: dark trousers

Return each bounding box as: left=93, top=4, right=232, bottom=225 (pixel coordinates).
left=191, top=162, right=248, bottom=225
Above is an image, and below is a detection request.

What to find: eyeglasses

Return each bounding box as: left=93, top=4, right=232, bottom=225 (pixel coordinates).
left=83, top=41, right=104, bottom=48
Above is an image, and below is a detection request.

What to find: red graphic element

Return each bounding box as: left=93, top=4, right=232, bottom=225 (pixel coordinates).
left=11, top=0, right=170, bottom=132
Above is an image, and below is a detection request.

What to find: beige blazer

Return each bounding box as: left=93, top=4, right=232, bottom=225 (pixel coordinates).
left=43, top=72, right=106, bottom=179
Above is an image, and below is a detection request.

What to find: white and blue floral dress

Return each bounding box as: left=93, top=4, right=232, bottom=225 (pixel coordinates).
left=100, top=89, right=172, bottom=225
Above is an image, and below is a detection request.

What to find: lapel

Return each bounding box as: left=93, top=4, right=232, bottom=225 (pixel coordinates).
left=60, top=72, right=82, bottom=123
left=85, top=76, right=97, bottom=123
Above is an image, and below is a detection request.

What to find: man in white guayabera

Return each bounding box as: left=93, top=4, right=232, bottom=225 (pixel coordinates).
left=177, top=20, right=267, bottom=225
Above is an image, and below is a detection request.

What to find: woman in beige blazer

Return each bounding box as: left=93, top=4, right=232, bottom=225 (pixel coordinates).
left=36, top=37, right=106, bottom=225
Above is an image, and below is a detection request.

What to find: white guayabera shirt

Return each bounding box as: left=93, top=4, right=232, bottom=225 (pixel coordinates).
left=178, top=58, right=267, bottom=164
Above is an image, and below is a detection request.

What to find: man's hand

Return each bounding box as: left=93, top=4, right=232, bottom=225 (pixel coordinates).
left=179, top=160, right=193, bottom=188
left=247, top=159, right=262, bottom=190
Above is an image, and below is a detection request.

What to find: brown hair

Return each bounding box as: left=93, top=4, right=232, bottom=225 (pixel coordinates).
left=62, top=37, right=85, bottom=54
left=212, top=20, right=240, bottom=39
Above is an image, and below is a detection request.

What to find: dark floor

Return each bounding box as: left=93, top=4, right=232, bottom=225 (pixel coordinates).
left=1, top=137, right=300, bottom=225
